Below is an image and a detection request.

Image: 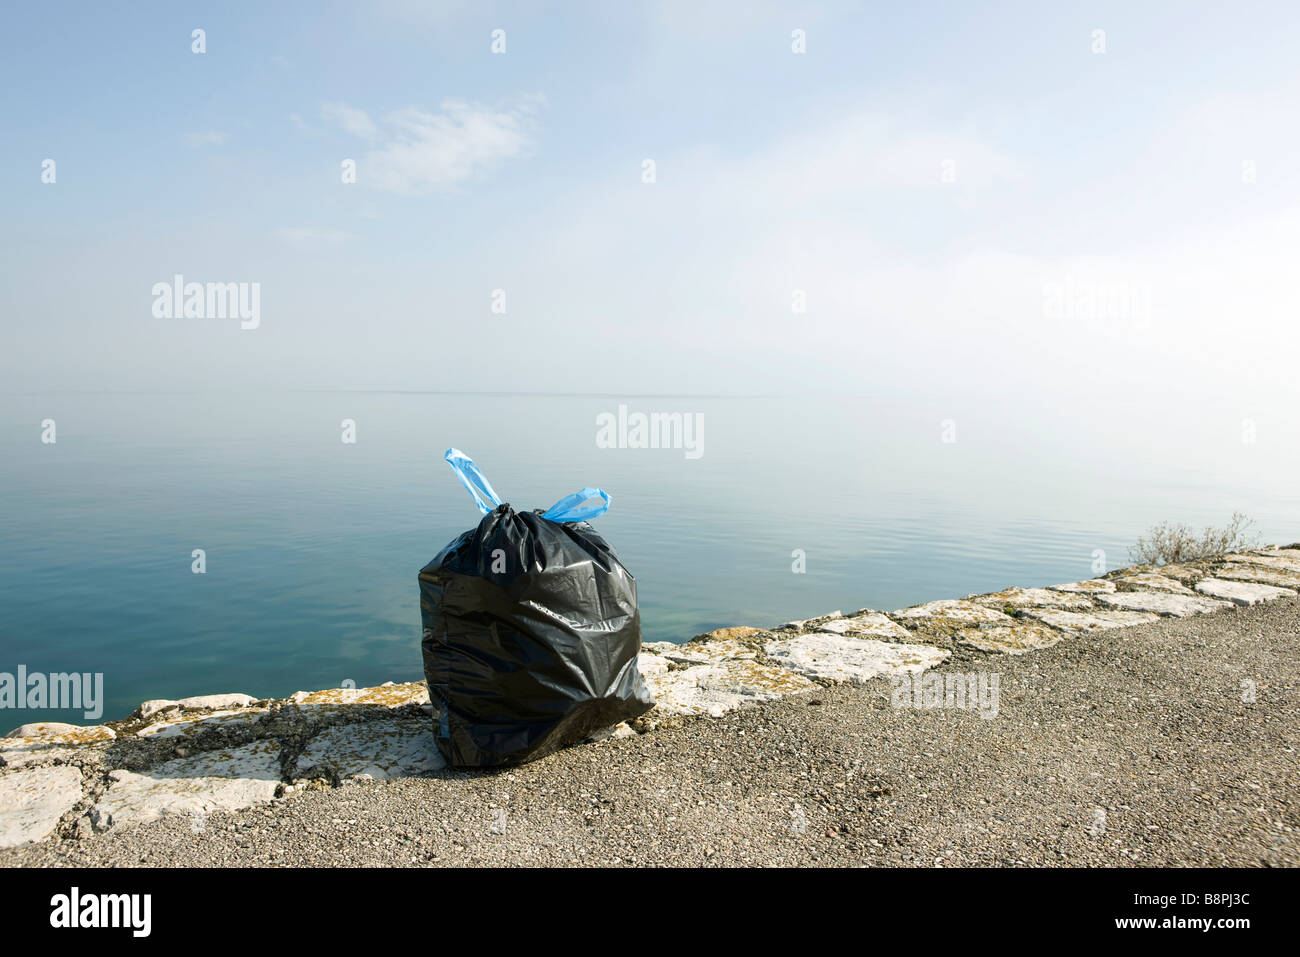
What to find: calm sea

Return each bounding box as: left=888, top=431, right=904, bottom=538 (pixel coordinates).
left=2, top=391, right=1296, bottom=725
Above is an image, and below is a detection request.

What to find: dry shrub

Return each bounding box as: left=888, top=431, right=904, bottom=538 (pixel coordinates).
left=1130, top=512, right=1260, bottom=566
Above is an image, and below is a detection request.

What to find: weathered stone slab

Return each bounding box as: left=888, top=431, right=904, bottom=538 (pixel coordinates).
left=764, top=634, right=949, bottom=685
left=643, top=659, right=815, bottom=718
left=642, top=638, right=757, bottom=663
left=1, top=724, right=116, bottom=768
left=0, top=765, right=83, bottom=848
left=642, top=626, right=766, bottom=661
left=293, top=718, right=446, bottom=781
left=1113, top=573, right=1193, bottom=594
left=1096, top=591, right=1231, bottom=616
left=285, top=681, right=430, bottom=713
left=93, top=740, right=283, bottom=829
left=4, top=722, right=81, bottom=739
left=635, top=652, right=671, bottom=678
left=1225, top=553, right=1300, bottom=574
left=1214, top=563, right=1300, bottom=588
left=1154, top=563, right=1217, bottom=584
left=1, top=723, right=114, bottom=744
left=974, top=587, right=1094, bottom=611
left=892, top=600, right=1012, bottom=625
left=1023, top=608, right=1161, bottom=632
left=1194, top=578, right=1297, bottom=606
left=1049, top=579, right=1116, bottom=595
left=178, top=693, right=258, bottom=710
left=792, top=612, right=842, bottom=630
left=957, top=624, right=1064, bottom=655
left=140, top=693, right=257, bottom=718
left=816, top=612, right=913, bottom=639
left=136, top=708, right=267, bottom=739
left=695, top=626, right=764, bottom=642
left=643, top=626, right=784, bottom=664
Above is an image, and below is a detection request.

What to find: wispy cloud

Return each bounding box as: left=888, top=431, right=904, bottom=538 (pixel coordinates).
left=184, top=130, right=228, bottom=148
left=321, top=101, right=378, bottom=140
left=322, top=96, right=541, bottom=194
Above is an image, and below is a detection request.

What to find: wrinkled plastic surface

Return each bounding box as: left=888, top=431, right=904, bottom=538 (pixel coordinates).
left=420, top=503, right=654, bottom=768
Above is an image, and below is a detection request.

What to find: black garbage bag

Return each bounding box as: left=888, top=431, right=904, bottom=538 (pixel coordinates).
left=419, top=449, right=654, bottom=767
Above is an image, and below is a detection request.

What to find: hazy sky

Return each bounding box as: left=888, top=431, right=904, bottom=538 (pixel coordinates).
left=3, top=1, right=1299, bottom=411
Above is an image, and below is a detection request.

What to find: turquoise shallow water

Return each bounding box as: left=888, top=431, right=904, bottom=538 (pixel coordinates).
left=1, top=391, right=1296, bottom=725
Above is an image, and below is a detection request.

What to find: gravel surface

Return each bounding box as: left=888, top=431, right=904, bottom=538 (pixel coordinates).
left=5, top=598, right=1296, bottom=867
